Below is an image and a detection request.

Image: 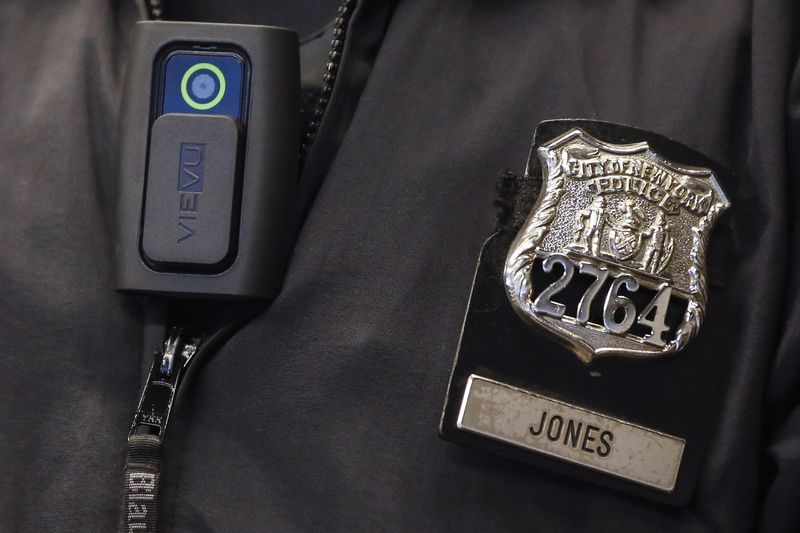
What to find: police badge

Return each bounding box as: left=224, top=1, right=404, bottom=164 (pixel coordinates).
left=440, top=120, right=734, bottom=505
left=505, top=127, right=730, bottom=362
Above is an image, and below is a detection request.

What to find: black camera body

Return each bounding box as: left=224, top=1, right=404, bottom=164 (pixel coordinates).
left=115, top=21, right=299, bottom=299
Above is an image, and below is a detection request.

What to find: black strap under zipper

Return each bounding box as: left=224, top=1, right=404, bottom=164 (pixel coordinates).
left=120, top=2, right=356, bottom=532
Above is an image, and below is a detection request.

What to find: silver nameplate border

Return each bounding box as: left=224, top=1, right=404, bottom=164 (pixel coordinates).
left=457, top=375, right=686, bottom=492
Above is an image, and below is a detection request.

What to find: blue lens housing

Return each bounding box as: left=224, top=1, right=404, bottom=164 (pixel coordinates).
left=160, top=51, right=246, bottom=121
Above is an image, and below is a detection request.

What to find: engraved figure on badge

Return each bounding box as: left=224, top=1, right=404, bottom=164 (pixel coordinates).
left=640, top=211, right=674, bottom=274
left=571, top=196, right=607, bottom=256
left=608, top=199, right=646, bottom=261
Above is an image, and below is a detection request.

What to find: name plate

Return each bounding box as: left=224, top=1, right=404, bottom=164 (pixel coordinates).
left=457, top=375, right=685, bottom=493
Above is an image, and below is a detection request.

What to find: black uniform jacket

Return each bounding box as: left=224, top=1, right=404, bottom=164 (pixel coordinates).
left=1, top=0, right=799, bottom=531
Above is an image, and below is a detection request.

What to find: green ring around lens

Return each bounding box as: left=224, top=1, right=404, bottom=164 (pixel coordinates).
left=180, top=62, right=226, bottom=110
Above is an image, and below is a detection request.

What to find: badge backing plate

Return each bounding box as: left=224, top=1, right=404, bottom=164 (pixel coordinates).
left=440, top=120, right=736, bottom=506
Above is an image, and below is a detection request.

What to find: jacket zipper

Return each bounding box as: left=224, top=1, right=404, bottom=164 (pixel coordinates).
left=145, top=0, right=164, bottom=20
left=300, top=0, right=355, bottom=160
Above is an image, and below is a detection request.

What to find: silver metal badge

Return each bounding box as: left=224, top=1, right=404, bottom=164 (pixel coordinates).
left=505, top=128, right=730, bottom=362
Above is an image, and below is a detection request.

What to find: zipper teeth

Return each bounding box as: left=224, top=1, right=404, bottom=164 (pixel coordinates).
left=147, top=0, right=164, bottom=20
left=300, top=0, right=355, bottom=160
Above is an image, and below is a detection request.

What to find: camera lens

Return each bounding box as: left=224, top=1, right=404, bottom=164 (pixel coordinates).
left=190, top=73, right=216, bottom=101
left=180, top=62, right=227, bottom=111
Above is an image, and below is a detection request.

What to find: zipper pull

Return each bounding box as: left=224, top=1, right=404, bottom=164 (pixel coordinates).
left=129, top=328, right=199, bottom=442
left=122, top=327, right=199, bottom=533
